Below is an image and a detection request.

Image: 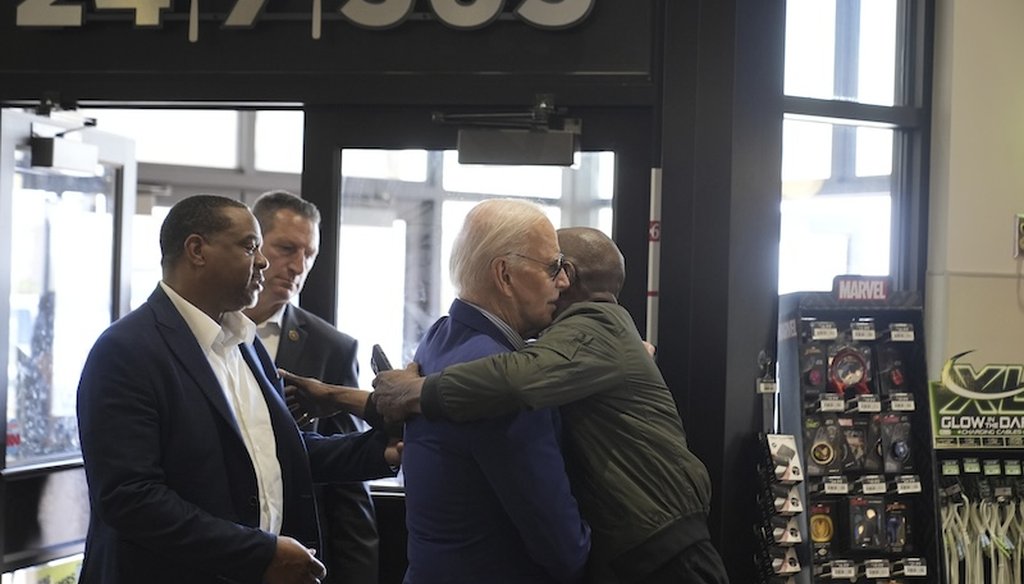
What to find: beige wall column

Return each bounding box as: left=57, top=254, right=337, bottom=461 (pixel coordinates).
left=926, top=0, right=1024, bottom=376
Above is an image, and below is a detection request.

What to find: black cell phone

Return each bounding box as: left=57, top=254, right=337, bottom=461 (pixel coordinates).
left=370, top=344, right=393, bottom=375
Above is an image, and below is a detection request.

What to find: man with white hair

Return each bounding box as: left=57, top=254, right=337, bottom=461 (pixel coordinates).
left=399, top=199, right=590, bottom=583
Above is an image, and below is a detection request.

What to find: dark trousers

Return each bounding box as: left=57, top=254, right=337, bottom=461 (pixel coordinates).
left=644, top=539, right=730, bottom=584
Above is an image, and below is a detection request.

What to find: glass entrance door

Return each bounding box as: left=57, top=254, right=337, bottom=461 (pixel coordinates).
left=300, top=106, right=654, bottom=386
left=337, top=148, right=617, bottom=387
left=0, top=108, right=136, bottom=573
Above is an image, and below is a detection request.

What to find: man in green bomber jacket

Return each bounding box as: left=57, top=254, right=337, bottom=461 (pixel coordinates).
left=372, top=227, right=730, bottom=584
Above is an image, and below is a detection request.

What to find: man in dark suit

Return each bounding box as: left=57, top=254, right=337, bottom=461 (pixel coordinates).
left=244, top=190, right=381, bottom=584
left=76, top=194, right=397, bottom=584
left=398, top=199, right=590, bottom=583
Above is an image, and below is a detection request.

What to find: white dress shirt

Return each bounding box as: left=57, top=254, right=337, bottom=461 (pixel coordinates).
left=255, top=304, right=288, bottom=362
left=160, top=281, right=285, bottom=535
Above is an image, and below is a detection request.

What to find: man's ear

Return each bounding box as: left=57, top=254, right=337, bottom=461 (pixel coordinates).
left=491, top=256, right=516, bottom=297
left=183, top=233, right=207, bottom=267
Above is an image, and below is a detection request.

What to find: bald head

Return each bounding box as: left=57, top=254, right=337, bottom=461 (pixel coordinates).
left=555, top=227, right=624, bottom=311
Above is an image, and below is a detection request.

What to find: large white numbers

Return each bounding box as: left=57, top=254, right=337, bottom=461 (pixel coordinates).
left=94, top=0, right=172, bottom=27
left=340, top=0, right=415, bottom=30
left=223, top=0, right=268, bottom=28
left=429, top=0, right=504, bottom=30
left=516, top=0, right=594, bottom=29
left=15, top=0, right=595, bottom=32
left=16, top=0, right=83, bottom=27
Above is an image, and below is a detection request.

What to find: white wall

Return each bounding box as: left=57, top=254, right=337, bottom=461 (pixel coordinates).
left=926, top=0, right=1024, bottom=376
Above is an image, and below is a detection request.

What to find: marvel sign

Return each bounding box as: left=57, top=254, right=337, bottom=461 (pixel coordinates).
left=832, top=275, right=890, bottom=302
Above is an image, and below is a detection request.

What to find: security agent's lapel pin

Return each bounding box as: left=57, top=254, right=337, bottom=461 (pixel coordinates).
left=288, top=329, right=300, bottom=342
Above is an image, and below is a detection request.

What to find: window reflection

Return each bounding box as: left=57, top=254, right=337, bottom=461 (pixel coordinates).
left=7, top=158, right=115, bottom=467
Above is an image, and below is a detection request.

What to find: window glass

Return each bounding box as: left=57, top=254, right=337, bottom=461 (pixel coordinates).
left=779, top=117, right=894, bottom=294
left=338, top=149, right=611, bottom=391
left=857, top=0, right=898, bottom=106
left=595, top=151, right=616, bottom=200
left=341, top=149, right=428, bottom=182
left=779, top=194, right=891, bottom=294
left=785, top=0, right=900, bottom=105
left=784, top=0, right=837, bottom=99
left=255, top=110, right=304, bottom=174
left=78, top=109, right=239, bottom=168
left=442, top=151, right=564, bottom=199
left=855, top=126, right=894, bottom=177
left=2, top=553, right=82, bottom=584
left=7, top=155, right=116, bottom=467
left=130, top=198, right=172, bottom=310
left=782, top=118, right=833, bottom=182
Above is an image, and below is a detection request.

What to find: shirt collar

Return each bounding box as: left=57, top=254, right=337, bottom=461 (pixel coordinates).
left=458, top=299, right=527, bottom=351
left=255, top=304, right=288, bottom=331
left=160, top=281, right=256, bottom=353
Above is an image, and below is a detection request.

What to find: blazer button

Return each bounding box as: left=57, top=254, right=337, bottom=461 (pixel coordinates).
left=248, top=496, right=259, bottom=508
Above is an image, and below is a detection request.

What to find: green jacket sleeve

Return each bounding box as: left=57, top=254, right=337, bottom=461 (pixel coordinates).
left=426, top=303, right=639, bottom=422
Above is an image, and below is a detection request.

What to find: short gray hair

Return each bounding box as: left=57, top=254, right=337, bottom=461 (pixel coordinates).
left=450, top=199, right=550, bottom=297
left=252, top=190, right=321, bottom=233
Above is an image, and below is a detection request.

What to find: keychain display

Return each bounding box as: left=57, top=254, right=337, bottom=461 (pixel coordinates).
left=776, top=282, right=935, bottom=583
left=827, top=344, right=874, bottom=398
left=756, top=434, right=807, bottom=582
left=849, top=496, right=886, bottom=551
left=880, top=414, right=914, bottom=474
left=805, top=415, right=843, bottom=476
left=876, top=343, right=910, bottom=395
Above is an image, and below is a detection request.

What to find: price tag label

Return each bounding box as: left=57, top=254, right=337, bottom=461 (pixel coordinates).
left=851, top=321, right=876, bottom=341
left=941, top=460, right=961, bottom=476
left=897, top=475, right=922, bottom=494
left=861, top=475, right=887, bottom=495
left=811, top=321, right=838, bottom=341
left=757, top=380, right=777, bottom=394
left=820, top=395, right=846, bottom=412
left=1005, top=460, right=1022, bottom=476
left=865, top=560, right=891, bottom=578
left=890, top=392, right=916, bottom=411
left=853, top=395, right=882, bottom=413
left=823, top=477, right=850, bottom=495
left=830, top=561, right=856, bottom=579
left=903, top=558, right=928, bottom=577
left=905, top=564, right=928, bottom=577
left=963, top=458, right=982, bottom=474
left=984, top=459, right=1003, bottom=476
left=890, top=323, right=915, bottom=342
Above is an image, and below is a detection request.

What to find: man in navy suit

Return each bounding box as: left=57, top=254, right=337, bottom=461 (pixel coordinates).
left=76, top=194, right=397, bottom=584
left=244, top=190, right=381, bottom=584
left=400, top=199, right=591, bottom=583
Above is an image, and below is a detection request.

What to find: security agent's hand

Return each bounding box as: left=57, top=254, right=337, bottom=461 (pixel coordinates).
left=280, top=368, right=371, bottom=426
left=263, top=536, right=326, bottom=584
left=371, top=363, right=425, bottom=424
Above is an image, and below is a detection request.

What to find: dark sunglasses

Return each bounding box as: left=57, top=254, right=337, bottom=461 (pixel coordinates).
left=508, top=252, right=566, bottom=280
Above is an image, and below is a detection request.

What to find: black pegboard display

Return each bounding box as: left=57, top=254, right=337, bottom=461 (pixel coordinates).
left=776, top=279, right=940, bottom=583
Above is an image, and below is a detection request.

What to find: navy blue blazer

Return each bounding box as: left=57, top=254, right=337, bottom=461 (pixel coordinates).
left=76, top=286, right=392, bottom=584
left=276, top=304, right=380, bottom=584
left=402, top=299, right=590, bottom=584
